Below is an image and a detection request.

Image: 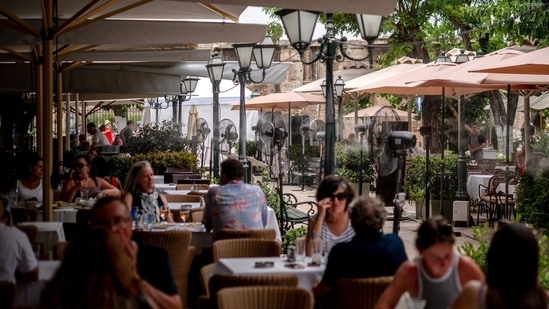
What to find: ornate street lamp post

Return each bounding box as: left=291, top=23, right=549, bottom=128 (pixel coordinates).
left=165, top=76, right=199, bottom=133
left=206, top=53, right=226, bottom=180
left=277, top=10, right=382, bottom=175
left=147, top=97, right=171, bottom=125
left=321, top=76, right=345, bottom=141
left=232, top=36, right=277, bottom=182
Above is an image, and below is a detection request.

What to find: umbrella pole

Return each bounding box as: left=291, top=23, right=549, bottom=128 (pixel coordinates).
left=439, top=88, right=445, bottom=217
left=505, top=84, right=511, bottom=218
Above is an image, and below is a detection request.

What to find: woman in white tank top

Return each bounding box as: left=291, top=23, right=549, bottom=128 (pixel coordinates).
left=17, top=153, right=44, bottom=202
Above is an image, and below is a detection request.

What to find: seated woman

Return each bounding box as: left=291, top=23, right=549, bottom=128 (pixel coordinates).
left=59, top=155, right=121, bottom=202
left=91, top=156, right=124, bottom=192
left=451, top=222, right=548, bottom=309
left=313, top=196, right=408, bottom=304
left=40, top=227, right=157, bottom=308
left=307, top=175, right=355, bottom=257
left=375, top=216, right=485, bottom=309
left=123, top=161, right=172, bottom=223
left=17, top=153, right=44, bottom=203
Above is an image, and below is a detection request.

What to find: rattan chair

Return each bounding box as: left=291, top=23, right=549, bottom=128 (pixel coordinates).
left=176, top=184, right=210, bottom=191
left=215, top=229, right=276, bottom=241
left=190, top=207, right=205, bottom=223
left=16, top=224, right=38, bottom=243
left=0, top=281, right=15, bottom=309
left=165, top=194, right=201, bottom=203
left=212, top=238, right=281, bottom=261
left=199, top=274, right=298, bottom=309
left=11, top=207, right=39, bottom=224
left=199, top=263, right=215, bottom=297
left=53, top=241, right=69, bottom=261
left=133, top=230, right=195, bottom=309
left=336, top=276, right=393, bottom=309
left=217, top=286, right=313, bottom=309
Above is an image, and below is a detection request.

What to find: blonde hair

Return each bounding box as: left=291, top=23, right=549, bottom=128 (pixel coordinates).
left=124, top=161, right=153, bottom=194
left=40, top=228, right=145, bottom=308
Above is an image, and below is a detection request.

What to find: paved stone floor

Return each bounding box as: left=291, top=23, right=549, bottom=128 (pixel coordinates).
left=279, top=183, right=481, bottom=259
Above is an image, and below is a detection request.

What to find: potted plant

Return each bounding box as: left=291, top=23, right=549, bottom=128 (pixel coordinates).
left=335, top=142, right=375, bottom=196
left=404, top=152, right=458, bottom=221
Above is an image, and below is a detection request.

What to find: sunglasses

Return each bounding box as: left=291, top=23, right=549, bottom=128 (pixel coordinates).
left=75, top=163, right=88, bottom=169
left=329, top=193, right=347, bottom=201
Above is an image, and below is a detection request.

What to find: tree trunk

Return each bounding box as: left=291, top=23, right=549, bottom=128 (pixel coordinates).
left=487, top=90, right=517, bottom=155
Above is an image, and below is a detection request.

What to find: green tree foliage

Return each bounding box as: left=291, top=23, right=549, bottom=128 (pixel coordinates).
left=125, top=120, right=190, bottom=155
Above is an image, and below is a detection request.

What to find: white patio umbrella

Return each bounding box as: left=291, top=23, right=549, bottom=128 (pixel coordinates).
left=187, top=104, right=199, bottom=139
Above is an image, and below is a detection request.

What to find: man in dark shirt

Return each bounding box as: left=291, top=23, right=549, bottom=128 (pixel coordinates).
left=91, top=196, right=182, bottom=309
left=313, top=196, right=408, bottom=302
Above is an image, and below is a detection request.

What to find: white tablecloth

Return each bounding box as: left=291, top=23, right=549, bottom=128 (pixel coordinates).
left=14, top=261, right=61, bottom=308
left=163, top=189, right=208, bottom=195
left=494, top=165, right=516, bottom=173
left=162, top=207, right=281, bottom=241
left=36, top=208, right=78, bottom=223
left=266, top=208, right=282, bottom=242
left=212, top=257, right=325, bottom=290
left=137, top=223, right=212, bottom=255
left=155, top=183, right=177, bottom=192
left=168, top=202, right=202, bottom=210
left=495, top=183, right=517, bottom=199
left=18, top=222, right=66, bottom=252
left=467, top=174, right=493, bottom=201
left=154, top=175, right=164, bottom=184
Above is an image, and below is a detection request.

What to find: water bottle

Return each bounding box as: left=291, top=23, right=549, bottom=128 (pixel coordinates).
left=200, top=196, right=205, bottom=207
left=8, top=188, right=18, bottom=209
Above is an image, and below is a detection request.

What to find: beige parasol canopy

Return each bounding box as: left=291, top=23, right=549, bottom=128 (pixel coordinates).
left=232, top=92, right=326, bottom=111
left=187, top=104, right=199, bottom=139
left=343, top=105, right=411, bottom=119
left=471, top=46, right=549, bottom=75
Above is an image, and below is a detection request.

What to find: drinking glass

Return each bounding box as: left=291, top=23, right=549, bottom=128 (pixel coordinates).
left=159, top=208, right=169, bottom=221
left=311, top=239, right=322, bottom=265
left=295, top=237, right=306, bottom=262
left=32, top=244, right=41, bottom=259
left=144, top=213, right=155, bottom=230
left=180, top=205, right=191, bottom=222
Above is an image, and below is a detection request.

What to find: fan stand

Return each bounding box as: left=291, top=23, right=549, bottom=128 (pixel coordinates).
left=300, top=127, right=309, bottom=190
left=392, top=149, right=407, bottom=234
left=277, top=142, right=286, bottom=234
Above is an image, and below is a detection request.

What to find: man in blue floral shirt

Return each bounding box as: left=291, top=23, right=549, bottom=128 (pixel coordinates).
left=203, top=158, right=268, bottom=239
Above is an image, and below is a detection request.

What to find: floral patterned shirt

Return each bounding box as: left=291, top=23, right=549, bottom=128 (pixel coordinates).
left=203, top=180, right=268, bottom=238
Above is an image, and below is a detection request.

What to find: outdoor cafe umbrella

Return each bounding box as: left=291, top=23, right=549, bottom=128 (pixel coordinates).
left=471, top=46, right=549, bottom=75
left=404, top=49, right=549, bottom=218
left=231, top=91, right=326, bottom=146
left=232, top=92, right=326, bottom=111
left=343, top=105, right=411, bottom=119
left=187, top=104, right=199, bottom=139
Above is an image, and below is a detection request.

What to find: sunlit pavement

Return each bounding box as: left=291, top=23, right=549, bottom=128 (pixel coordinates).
left=277, top=183, right=480, bottom=259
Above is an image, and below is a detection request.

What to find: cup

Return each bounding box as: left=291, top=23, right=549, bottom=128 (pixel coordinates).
left=295, top=237, right=306, bottom=262
left=311, top=239, right=322, bottom=265
left=32, top=244, right=41, bottom=259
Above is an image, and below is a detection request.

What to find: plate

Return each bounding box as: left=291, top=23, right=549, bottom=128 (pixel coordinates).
left=177, top=222, right=205, bottom=232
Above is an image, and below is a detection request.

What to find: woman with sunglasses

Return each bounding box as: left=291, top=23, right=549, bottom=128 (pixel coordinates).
left=306, top=175, right=355, bottom=257
left=59, top=155, right=121, bottom=202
